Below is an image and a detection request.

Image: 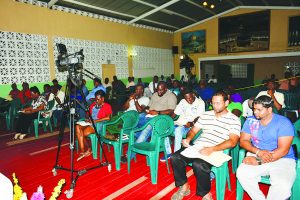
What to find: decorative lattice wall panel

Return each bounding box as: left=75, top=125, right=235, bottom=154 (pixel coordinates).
left=0, top=30, right=50, bottom=84
left=53, top=37, right=128, bottom=82
left=132, top=46, right=174, bottom=78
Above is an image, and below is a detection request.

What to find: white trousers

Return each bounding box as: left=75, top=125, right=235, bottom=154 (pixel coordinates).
left=236, top=158, right=296, bottom=200
left=0, top=173, right=13, bottom=200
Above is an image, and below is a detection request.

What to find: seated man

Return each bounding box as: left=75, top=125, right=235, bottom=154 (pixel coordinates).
left=236, top=95, right=296, bottom=200
left=242, top=97, right=254, bottom=118
left=148, top=75, right=159, bottom=94
left=52, top=79, right=62, bottom=91
left=256, top=79, right=285, bottom=112
left=170, top=90, right=241, bottom=200
left=122, top=81, right=177, bottom=162
left=85, top=77, right=106, bottom=102
left=14, top=86, right=47, bottom=140
left=48, top=86, right=65, bottom=124
left=161, top=89, right=205, bottom=161
left=75, top=90, right=112, bottom=161
left=194, top=80, right=215, bottom=102
left=126, top=76, right=135, bottom=88
left=123, top=84, right=149, bottom=114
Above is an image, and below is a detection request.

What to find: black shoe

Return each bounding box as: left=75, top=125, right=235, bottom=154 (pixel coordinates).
left=121, top=155, right=127, bottom=163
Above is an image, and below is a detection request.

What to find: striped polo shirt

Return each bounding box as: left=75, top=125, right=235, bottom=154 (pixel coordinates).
left=194, top=110, right=241, bottom=147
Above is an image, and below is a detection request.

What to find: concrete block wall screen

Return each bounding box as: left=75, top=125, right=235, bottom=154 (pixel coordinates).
left=132, top=45, right=174, bottom=78
left=53, top=37, right=129, bottom=82
left=0, top=31, right=50, bottom=84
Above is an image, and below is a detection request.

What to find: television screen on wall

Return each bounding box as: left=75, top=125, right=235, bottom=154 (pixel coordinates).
left=219, top=10, right=270, bottom=54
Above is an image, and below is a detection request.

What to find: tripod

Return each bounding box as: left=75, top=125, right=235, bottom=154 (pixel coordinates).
left=52, top=69, right=111, bottom=198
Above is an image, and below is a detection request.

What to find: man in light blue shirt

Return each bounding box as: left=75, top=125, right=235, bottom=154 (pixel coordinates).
left=86, top=78, right=106, bottom=102
left=237, top=95, right=296, bottom=200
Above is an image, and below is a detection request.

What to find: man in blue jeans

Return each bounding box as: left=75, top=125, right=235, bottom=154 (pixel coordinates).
left=121, top=81, right=177, bottom=162
left=161, top=89, right=205, bottom=162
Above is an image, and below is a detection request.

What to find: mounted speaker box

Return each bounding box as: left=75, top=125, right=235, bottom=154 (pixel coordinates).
left=172, top=46, right=178, bottom=54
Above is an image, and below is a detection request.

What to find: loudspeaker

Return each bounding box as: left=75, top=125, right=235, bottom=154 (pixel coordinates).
left=172, top=46, right=178, bottom=54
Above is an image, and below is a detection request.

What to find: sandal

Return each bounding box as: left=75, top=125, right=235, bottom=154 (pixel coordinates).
left=76, top=151, right=92, bottom=161
left=14, top=133, right=21, bottom=140
left=171, top=186, right=191, bottom=200
left=19, top=134, right=27, bottom=140
left=202, top=192, right=213, bottom=200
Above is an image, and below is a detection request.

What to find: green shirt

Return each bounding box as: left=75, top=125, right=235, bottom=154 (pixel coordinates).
left=227, top=102, right=243, bottom=119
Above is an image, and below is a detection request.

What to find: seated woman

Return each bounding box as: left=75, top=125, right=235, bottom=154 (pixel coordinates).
left=76, top=90, right=112, bottom=161
left=14, top=86, right=47, bottom=140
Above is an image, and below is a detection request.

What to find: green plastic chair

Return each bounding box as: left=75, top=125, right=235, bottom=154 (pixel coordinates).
left=98, top=110, right=140, bottom=170
left=32, top=100, right=55, bottom=138
left=230, top=117, right=245, bottom=174
left=127, top=115, right=174, bottom=184
left=236, top=119, right=300, bottom=200
left=187, top=148, right=231, bottom=200
left=74, top=119, right=108, bottom=159
left=282, top=93, right=300, bottom=118
left=0, top=102, right=11, bottom=130
left=9, top=98, right=22, bottom=130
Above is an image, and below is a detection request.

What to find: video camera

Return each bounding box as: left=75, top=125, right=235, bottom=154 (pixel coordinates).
left=55, top=43, right=84, bottom=72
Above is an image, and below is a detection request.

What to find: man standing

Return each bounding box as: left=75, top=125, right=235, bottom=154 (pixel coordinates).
left=170, top=90, right=240, bottom=200
left=237, top=95, right=296, bottom=200
left=161, top=89, right=205, bottom=161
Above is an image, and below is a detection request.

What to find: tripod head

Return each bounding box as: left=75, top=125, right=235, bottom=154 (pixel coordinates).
left=55, top=43, right=84, bottom=87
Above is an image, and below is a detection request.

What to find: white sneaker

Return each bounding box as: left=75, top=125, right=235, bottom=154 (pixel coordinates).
left=19, top=134, right=27, bottom=140
left=14, top=133, right=21, bottom=140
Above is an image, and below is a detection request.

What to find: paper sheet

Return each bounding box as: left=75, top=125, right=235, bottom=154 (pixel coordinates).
left=145, top=114, right=158, bottom=118
left=180, top=145, right=232, bottom=167
left=76, top=121, right=92, bottom=126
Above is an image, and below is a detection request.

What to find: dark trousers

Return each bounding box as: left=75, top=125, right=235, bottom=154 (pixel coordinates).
left=16, top=112, right=38, bottom=134
left=170, top=148, right=212, bottom=196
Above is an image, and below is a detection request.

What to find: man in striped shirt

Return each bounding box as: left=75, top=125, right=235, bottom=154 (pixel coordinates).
left=170, top=90, right=241, bottom=200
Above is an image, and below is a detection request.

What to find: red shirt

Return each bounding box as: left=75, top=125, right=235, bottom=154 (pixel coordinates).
left=9, top=89, right=21, bottom=100
left=89, top=102, right=112, bottom=119
left=19, top=89, right=31, bottom=104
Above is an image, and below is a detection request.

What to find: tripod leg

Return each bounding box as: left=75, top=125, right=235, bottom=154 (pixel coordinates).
left=53, top=109, right=68, bottom=175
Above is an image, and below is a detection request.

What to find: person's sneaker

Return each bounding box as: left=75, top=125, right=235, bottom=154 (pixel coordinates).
left=121, top=155, right=127, bottom=163
left=160, top=154, right=171, bottom=162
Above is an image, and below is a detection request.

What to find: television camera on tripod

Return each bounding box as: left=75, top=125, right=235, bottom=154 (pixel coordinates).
left=52, top=43, right=111, bottom=198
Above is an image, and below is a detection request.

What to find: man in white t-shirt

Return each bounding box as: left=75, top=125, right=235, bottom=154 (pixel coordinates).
left=256, top=79, right=285, bottom=111
left=123, top=84, right=149, bottom=113
left=242, top=97, right=254, bottom=118
left=48, top=86, right=65, bottom=122
left=148, top=75, right=159, bottom=94
left=161, top=89, right=205, bottom=162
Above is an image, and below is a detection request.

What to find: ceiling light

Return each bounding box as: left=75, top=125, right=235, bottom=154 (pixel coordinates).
left=203, top=1, right=208, bottom=6
left=210, top=4, right=214, bottom=8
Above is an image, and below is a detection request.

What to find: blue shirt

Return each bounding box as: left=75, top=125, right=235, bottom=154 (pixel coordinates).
left=85, top=85, right=106, bottom=101
left=195, top=87, right=215, bottom=101
left=242, top=114, right=295, bottom=159
left=91, top=105, right=100, bottom=120
left=82, top=85, right=89, bottom=97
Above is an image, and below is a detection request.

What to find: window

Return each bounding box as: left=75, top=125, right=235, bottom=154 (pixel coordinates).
left=230, top=63, right=248, bottom=78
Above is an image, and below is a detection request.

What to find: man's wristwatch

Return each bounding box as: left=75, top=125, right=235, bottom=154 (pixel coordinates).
left=256, top=157, right=262, bottom=165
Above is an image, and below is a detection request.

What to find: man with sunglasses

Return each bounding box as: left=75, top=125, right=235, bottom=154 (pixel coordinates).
left=237, top=95, right=296, bottom=200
